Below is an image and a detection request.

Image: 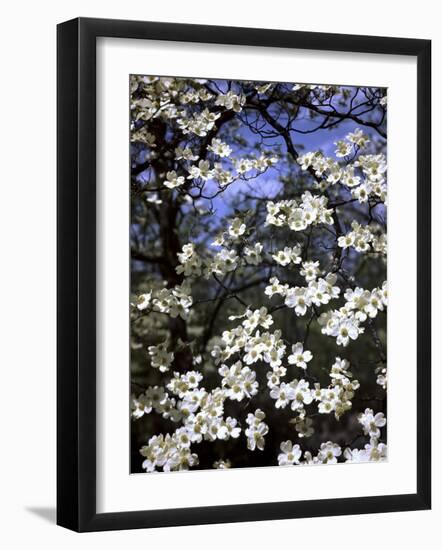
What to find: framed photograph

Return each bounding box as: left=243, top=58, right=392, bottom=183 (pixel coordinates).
left=57, top=17, right=431, bottom=532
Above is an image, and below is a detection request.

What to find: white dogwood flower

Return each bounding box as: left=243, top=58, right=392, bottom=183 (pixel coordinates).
left=288, top=342, right=313, bottom=369
left=164, top=170, right=185, bottom=189
left=278, top=440, right=302, bottom=465
left=358, top=408, right=386, bottom=438
left=317, top=441, right=342, bottom=464
left=270, top=382, right=295, bottom=409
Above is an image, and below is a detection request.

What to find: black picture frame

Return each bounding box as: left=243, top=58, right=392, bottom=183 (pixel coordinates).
left=57, top=17, right=431, bottom=532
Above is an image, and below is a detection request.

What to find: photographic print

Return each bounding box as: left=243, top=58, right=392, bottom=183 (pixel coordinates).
left=130, top=76, right=387, bottom=474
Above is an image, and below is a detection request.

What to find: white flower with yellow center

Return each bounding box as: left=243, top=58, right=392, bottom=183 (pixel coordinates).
left=278, top=440, right=302, bottom=465
left=288, top=342, right=313, bottom=369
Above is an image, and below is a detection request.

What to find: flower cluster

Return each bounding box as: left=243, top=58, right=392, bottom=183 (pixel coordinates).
left=245, top=409, right=269, bottom=451
left=277, top=436, right=387, bottom=466
left=176, top=243, right=203, bottom=277
left=344, top=438, right=387, bottom=462
left=135, top=282, right=193, bottom=320
left=277, top=440, right=342, bottom=465
left=264, top=276, right=289, bottom=298
left=166, top=370, right=204, bottom=398
left=300, top=260, right=320, bottom=282
left=296, top=132, right=386, bottom=205
left=218, top=361, right=258, bottom=401
left=140, top=433, right=200, bottom=472
left=358, top=408, right=386, bottom=438
left=344, top=283, right=387, bottom=321
left=319, top=282, right=387, bottom=346
left=278, top=440, right=302, bottom=465
left=271, top=378, right=313, bottom=412
left=283, top=273, right=341, bottom=317
left=168, top=151, right=277, bottom=194
left=277, top=429, right=387, bottom=466
left=272, top=245, right=301, bottom=266
left=147, top=341, right=174, bottom=372
left=187, top=159, right=213, bottom=180
left=177, top=108, right=221, bottom=137
left=244, top=243, right=264, bottom=265
left=265, top=261, right=338, bottom=314
left=312, top=357, right=360, bottom=419
left=208, top=138, right=232, bottom=157
left=137, top=377, right=245, bottom=471
left=131, top=126, right=157, bottom=146
left=131, top=385, right=181, bottom=422
left=338, top=221, right=387, bottom=254
left=265, top=191, right=334, bottom=231
left=211, top=307, right=286, bottom=371
left=215, top=91, right=246, bottom=112
left=209, top=248, right=240, bottom=276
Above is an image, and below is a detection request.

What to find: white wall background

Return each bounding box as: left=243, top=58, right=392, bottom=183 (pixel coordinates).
left=0, top=0, right=439, bottom=547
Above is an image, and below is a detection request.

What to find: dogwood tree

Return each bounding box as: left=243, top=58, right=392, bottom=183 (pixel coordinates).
left=129, top=76, right=387, bottom=473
